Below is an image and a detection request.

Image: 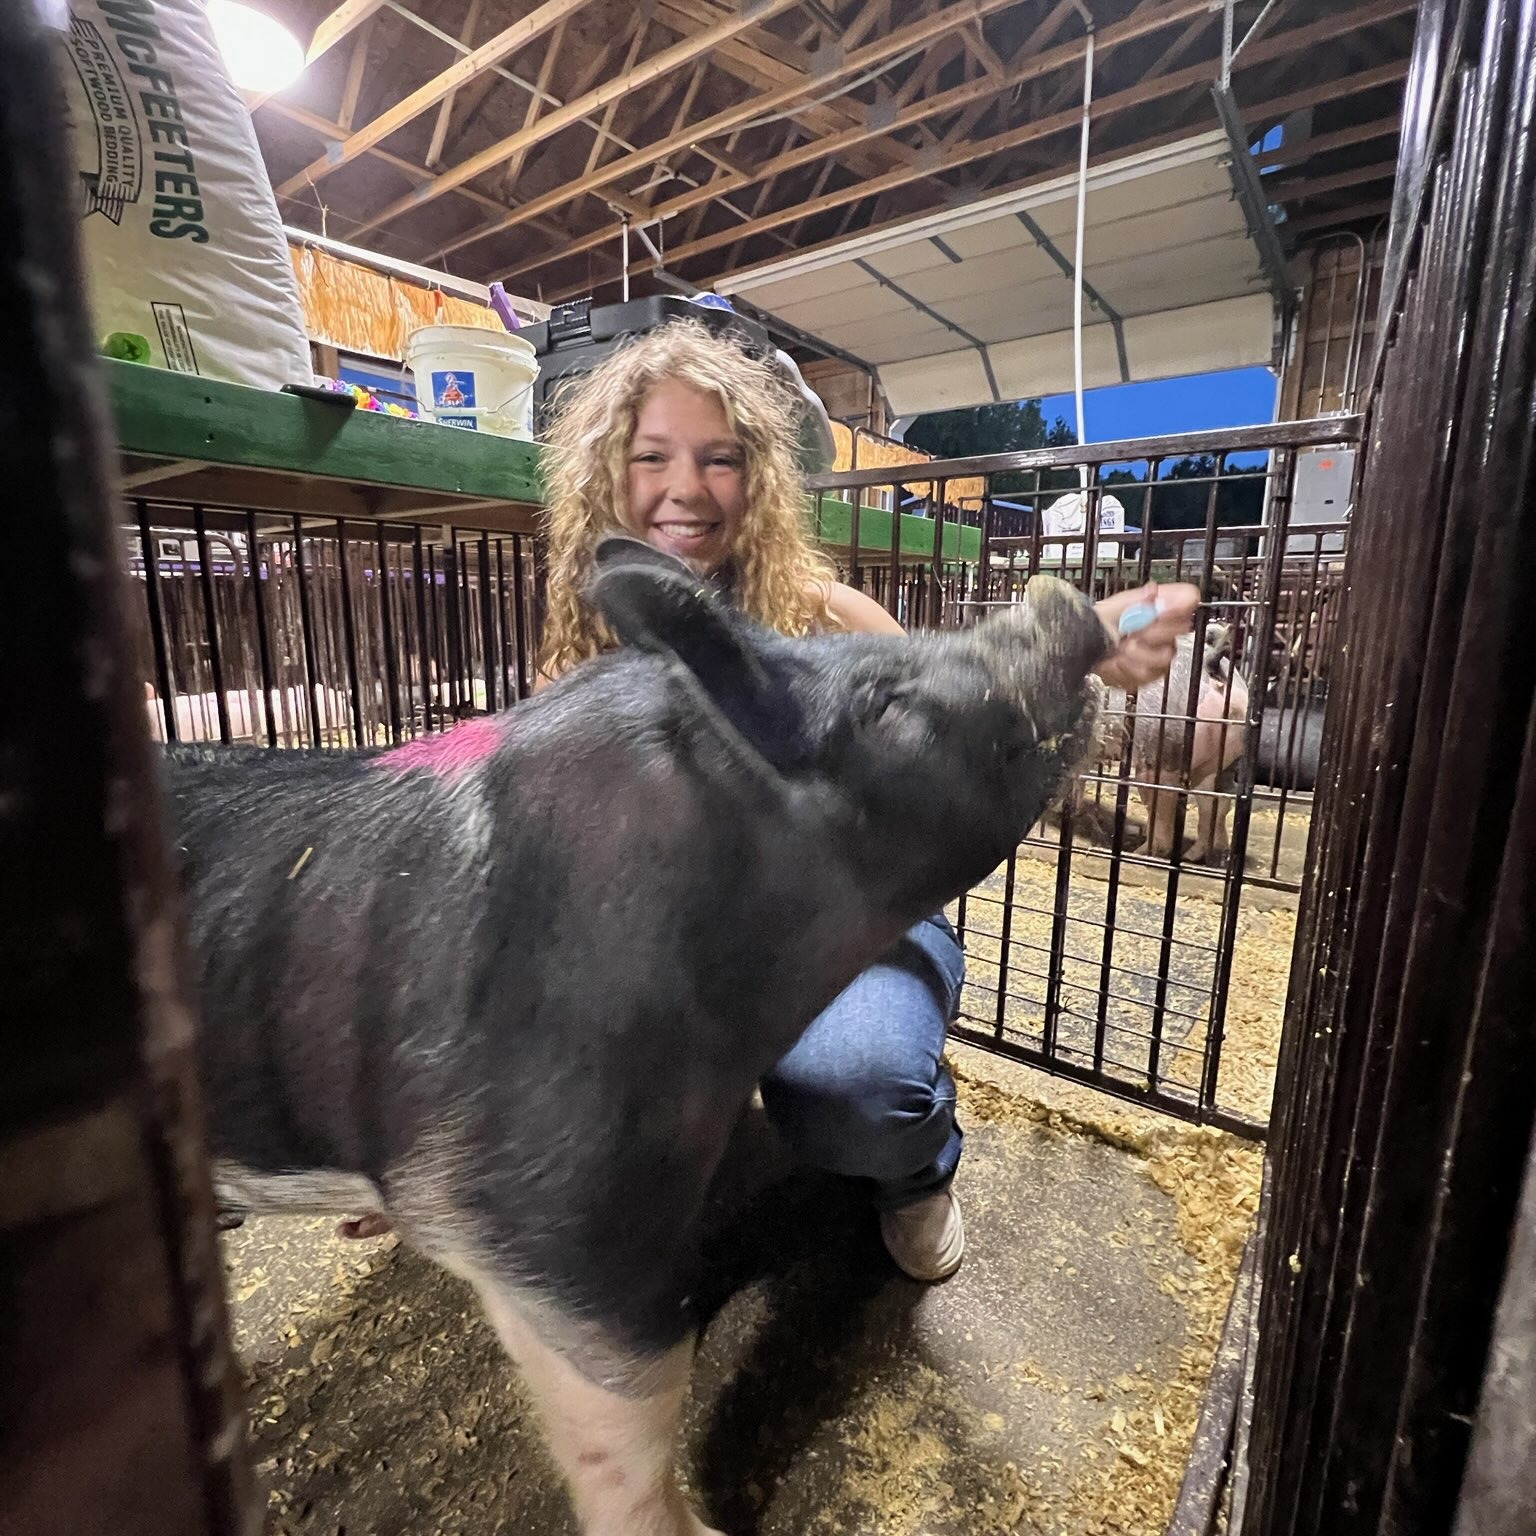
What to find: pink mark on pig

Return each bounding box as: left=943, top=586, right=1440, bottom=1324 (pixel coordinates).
left=376, top=716, right=502, bottom=781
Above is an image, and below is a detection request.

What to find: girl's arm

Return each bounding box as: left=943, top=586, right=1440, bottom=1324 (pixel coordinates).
left=818, top=576, right=1201, bottom=693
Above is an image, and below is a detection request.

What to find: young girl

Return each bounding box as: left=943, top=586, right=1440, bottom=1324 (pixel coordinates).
left=538, top=321, right=1198, bottom=1283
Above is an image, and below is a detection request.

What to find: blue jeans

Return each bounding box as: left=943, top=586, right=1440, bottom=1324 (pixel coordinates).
left=760, top=914, right=965, bottom=1211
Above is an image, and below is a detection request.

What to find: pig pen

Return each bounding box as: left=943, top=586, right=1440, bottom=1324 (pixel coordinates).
left=122, top=425, right=1344, bottom=1534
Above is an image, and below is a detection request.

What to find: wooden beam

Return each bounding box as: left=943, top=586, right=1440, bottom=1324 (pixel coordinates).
left=965, top=20, right=1008, bottom=80
left=668, top=60, right=710, bottom=136
left=501, top=21, right=570, bottom=195
left=502, top=0, right=1272, bottom=284
left=435, top=0, right=1211, bottom=267
left=839, top=0, right=891, bottom=52
left=307, top=0, right=391, bottom=66
left=769, top=152, right=845, bottom=253
left=893, top=33, right=967, bottom=108
left=266, top=101, right=572, bottom=246
left=275, top=0, right=600, bottom=199
left=660, top=0, right=818, bottom=76
left=937, top=0, right=1082, bottom=146
left=532, top=54, right=1409, bottom=295
left=247, top=0, right=389, bottom=113
left=425, top=0, right=483, bottom=169
left=654, top=0, right=1417, bottom=272
left=1267, top=158, right=1398, bottom=202
left=1237, top=58, right=1409, bottom=129
left=1282, top=196, right=1394, bottom=237
left=335, top=19, right=373, bottom=132
left=655, top=0, right=905, bottom=173
left=1254, top=114, right=1401, bottom=170
left=582, top=19, right=651, bottom=178
left=659, top=0, right=912, bottom=188
left=699, top=69, right=1405, bottom=294
left=346, top=0, right=809, bottom=240
left=1143, top=9, right=1215, bottom=79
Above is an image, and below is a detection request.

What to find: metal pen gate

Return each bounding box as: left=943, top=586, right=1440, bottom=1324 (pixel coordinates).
left=126, top=507, right=542, bottom=752
left=809, top=416, right=1359, bottom=1138
left=121, top=416, right=1357, bottom=1143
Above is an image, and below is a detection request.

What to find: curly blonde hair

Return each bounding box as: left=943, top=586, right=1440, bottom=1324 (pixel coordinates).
left=537, top=320, right=836, bottom=678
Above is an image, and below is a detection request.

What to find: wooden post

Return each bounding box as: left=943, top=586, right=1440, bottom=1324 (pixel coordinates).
left=0, top=9, right=257, bottom=1535
left=1240, top=0, right=1536, bottom=1530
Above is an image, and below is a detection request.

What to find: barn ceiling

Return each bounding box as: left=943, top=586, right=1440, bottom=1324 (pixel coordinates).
left=257, top=0, right=1414, bottom=339
left=717, top=129, right=1278, bottom=412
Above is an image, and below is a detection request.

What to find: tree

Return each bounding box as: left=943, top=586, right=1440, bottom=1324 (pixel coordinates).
left=1150, top=454, right=1267, bottom=530
left=905, top=399, right=1077, bottom=460
left=905, top=401, right=1077, bottom=495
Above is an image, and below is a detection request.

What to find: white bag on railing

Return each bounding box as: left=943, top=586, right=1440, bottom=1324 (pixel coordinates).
left=58, top=0, right=313, bottom=391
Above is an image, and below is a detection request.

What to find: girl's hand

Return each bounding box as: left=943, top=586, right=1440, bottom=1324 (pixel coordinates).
left=1092, top=583, right=1201, bottom=691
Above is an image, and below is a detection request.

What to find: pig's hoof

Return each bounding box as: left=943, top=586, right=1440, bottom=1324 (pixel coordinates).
left=337, top=1212, right=393, bottom=1240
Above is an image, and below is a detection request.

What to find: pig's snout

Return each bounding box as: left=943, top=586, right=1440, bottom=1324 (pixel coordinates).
left=977, top=576, right=1113, bottom=737
left=1005, top=575, right=1113, bottom=674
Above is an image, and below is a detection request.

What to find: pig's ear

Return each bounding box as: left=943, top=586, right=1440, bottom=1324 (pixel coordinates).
left=588, top=538, right=763, bottom=691
left=591, top=535, right=694, bottom=581
left=587, top=537, right=800, bottom=776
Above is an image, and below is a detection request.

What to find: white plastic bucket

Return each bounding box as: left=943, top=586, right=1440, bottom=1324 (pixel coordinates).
left=404, top=324, right=539, bottom=439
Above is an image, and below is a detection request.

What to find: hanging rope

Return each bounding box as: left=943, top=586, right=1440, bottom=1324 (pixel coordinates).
left=1072, top=28, right=1095, bottom=490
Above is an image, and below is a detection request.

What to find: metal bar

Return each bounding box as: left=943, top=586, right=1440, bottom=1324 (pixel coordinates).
left=442, top=533, right=463, bottom=714
left=1145, top=478, right=1222, bottom=1091
left=1042, top=784, right=1076, bottom=1063
left=190, top=506, right=231, bottom=744
left=853, top=256, right=1000, bottom=402
left=458, top=535, right=475, bottom=707
left=949, top=1024, right=1266, bottom=1141
left=244, top=511, right=278, bottom=748
left=991, top=850, right=1019, bottom=1042
left=919, top=480, right=940, bottom=627
left=136, top=501, right=177, bottom=743
left=375, top=522, right=402, bottom=743
left=848, top=490, right=863, bottom=589
left=511, top=532, right=531, bottom=700
left=808, top=420, right=1363, bottom=495
left=290, top=515, right=322, bottom=749
left=426, top=544, right=446, bottom=730
left=1016, top=206, right=1131, bottom=384
left=1201, top=450, right=1297, bottom=1117
left=412, top=526, right=433, bottom=734
left=333, top=520, right=366, bottom=745
left=478, top=531, right=498, bottom=714
left=1211, top=80, right=1295, bottom=320
left=496, top=538, right=513, bottom=706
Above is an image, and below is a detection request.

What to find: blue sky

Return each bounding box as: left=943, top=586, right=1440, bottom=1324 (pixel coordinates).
left=1038, top=366, right=1279, bottom=444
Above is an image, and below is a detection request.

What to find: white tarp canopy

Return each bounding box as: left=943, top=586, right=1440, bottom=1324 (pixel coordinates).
left=717, top=131, right=1278, bottom=417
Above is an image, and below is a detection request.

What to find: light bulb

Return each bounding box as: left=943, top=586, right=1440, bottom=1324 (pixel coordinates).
left=206, top=0, right=305, bottom=94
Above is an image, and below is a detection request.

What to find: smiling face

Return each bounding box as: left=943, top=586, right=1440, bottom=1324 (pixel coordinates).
left=623, top=379, right=747, bottom=574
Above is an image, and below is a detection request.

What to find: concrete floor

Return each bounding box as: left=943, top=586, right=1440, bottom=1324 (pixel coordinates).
left=227, top=1064, right=1257, bottom=1536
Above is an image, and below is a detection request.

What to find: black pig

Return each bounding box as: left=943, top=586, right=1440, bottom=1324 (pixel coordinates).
left=166, top=537, right=1110, bottom=1536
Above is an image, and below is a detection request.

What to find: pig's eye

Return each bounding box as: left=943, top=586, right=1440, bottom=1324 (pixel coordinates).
left=1001, top=724, right=1038, bottom=762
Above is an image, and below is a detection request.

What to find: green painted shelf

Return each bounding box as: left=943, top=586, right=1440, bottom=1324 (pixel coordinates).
left=108, top=360, right=544, bottom=529
left=106, top=361, right=980, bottom=560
